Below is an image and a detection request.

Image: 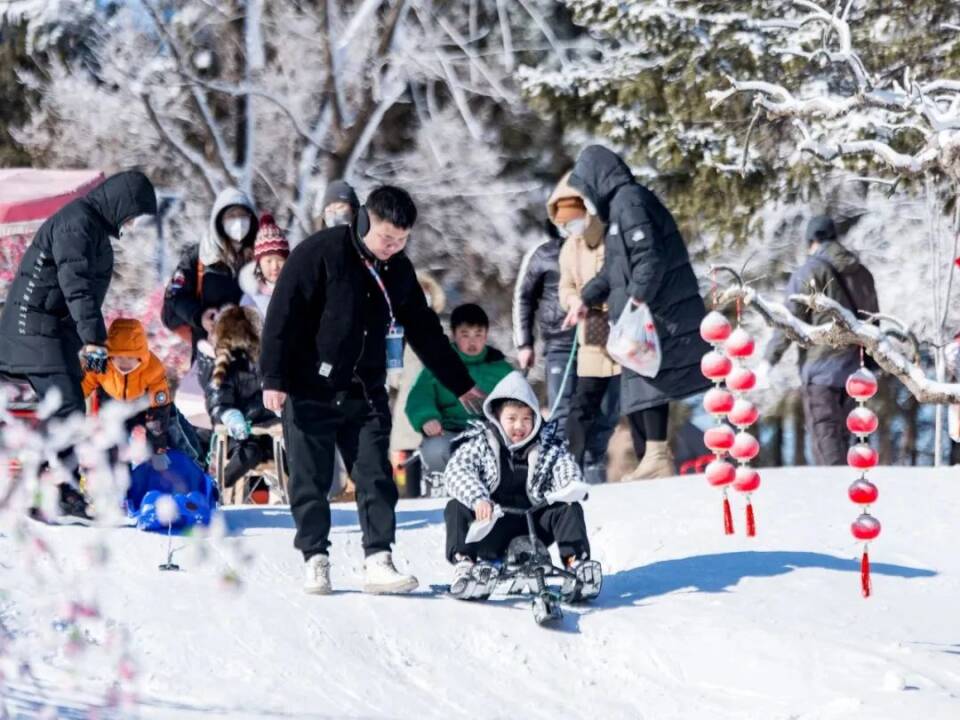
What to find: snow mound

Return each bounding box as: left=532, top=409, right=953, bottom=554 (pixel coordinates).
left=1, top=467, right=958, bottom=719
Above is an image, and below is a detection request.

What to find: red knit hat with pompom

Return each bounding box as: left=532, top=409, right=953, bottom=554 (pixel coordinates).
left=254, top=213, right=289, bottom=261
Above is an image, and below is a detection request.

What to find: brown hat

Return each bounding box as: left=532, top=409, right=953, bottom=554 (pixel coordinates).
left=553, top=196, right=586, bottom=224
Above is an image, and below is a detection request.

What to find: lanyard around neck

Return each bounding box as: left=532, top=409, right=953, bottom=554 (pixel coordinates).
left=362, top=258, right=397, bottom=329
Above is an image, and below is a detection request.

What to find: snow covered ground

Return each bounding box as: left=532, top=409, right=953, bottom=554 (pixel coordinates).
left=1, top=466, right=959, bottom=719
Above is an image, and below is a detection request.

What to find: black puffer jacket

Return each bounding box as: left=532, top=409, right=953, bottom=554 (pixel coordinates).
left=0, top=171, right=157, bottom=375
left=512, top=225, right=575, bottom=352
left=197, top=347, right=274, bottom=426
left=260, top=225, right=475, bottom=400
left=572, top=146, right=710, bottom=412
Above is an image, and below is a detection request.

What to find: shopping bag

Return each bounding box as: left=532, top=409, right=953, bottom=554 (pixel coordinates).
left=606, top=301, right=662, bottom=378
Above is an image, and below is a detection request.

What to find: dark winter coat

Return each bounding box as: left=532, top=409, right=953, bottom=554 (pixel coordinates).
left=0, top=171, right=157, bottom=376
left=197, top=344, right=274, bottom=426
left=260, top=225, right=475, bottom=401
left=572, top=145, right=710, bottom=413
left=513, top=229, right=576, bottom=352
left=765, top=241, right=879, bottom=388
left=161, top=188, right=258, bottom=348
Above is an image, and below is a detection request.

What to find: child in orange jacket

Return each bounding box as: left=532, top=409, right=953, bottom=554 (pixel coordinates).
left=82, top=318, right=201, bottom=461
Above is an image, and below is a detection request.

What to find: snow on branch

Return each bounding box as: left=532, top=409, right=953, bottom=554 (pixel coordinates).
left=712, top=266, right=960, bottom=404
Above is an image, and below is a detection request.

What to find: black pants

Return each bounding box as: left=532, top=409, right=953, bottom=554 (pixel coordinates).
left=565, top=375, right=620, bottom=466
left=284, top=388, right=397, bottom=559
left=27, top=371, right=86, bottom=477
left=567, top=378, right=667, bottom=465
left=444, top=499, right=590, bottom=563
left=224, top=434, right=275, bottom=487
left=803, top=384, right=856, bottom=465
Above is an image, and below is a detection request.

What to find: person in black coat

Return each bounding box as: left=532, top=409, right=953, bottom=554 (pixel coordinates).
left=260, top=185, right=485, bottom=595
left=512, top=220, right=577, bottom=425
left=0, top=170, right=157, bottom=520
left=196, top=306, right=277, bottom=487
left=161, top=187, right=258, bottom=354
left=564, top=146, right=710, bottom=480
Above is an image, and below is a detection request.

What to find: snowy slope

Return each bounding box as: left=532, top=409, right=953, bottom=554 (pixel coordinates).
left=2, top=467, right=959, bottom=719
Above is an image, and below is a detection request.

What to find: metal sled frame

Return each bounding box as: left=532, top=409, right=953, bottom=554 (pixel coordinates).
left=210, top=425, right=289, bottom=505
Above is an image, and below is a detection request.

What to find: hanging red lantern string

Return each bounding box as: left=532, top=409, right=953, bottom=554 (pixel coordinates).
left=700, top=308, right=736, bottom=535
left=845, top=359, right=880, bottom=597
left=725, top=297, right=761, bottom=537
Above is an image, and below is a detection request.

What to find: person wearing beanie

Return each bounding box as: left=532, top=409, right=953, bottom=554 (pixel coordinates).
left=760, top=213, right=879, bottom=465
left=240, top=213, right=290, bottom=318
left=316, top=180, right=360, bottom=230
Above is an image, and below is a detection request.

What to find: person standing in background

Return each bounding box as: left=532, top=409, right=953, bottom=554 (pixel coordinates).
left=513, top=219, right=577, bottom=426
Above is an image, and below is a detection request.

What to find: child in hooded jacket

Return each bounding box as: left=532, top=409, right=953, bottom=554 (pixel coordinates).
left=197, top=305, right=278, bottom=487
left=82, top=318, right=202, bottom=462
left=239, top=213, right=290, bottom=318
left=442, top=371, right=592, bottom=589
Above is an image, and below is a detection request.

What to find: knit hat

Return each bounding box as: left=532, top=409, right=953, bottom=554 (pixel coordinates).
left=553, top=196, right=586, bottom=224
left=321, top=180, right=360, bottom=212
left=806, top=215, right=838, bottom=244
left=254, top=213, right=289, bottom=261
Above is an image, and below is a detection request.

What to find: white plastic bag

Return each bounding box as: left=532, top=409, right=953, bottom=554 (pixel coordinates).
left=606, top=301, right=662, bottom=378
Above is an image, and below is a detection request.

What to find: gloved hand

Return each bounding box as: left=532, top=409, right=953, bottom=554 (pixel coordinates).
left=221, top=409, right=249, bottom=440
left=151, top=452, right=171, bottom=471
left=79, top=345, right=109, bottom=373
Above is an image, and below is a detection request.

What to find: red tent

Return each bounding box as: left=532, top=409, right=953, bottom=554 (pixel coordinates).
left=0, top=168, right=105, bottom=296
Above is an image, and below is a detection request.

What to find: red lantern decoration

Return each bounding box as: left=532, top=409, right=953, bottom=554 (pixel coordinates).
left=845, top=360, right=881, bottom=598
left=848, top=478, right=879, bottom=505
left=701, top=352, right=733, bottom=381
left=730, top=432, right=760, bottom=462
left=728, top=399, right=759, bottom=429
left=703, top=388, right=735, bottom=417
left=847, top=444, right=878, bottom=470
left=705, top=459, right=736, bottom=487
left=725, top=327, right=755, bottom=358
left=734, top=466, right=760, bottom=493
left=700, top=311, right=732, bottom=344
left=845, top=368, right=878, bottom=401
left=846, top=407, right=879, bottom=437
left=704, top=425, right=736, bottom=452
left=727, top=367, right=757, bottom=392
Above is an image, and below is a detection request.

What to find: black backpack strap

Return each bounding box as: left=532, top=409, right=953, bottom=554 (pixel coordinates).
left=810, top=256, right=859, bottom=314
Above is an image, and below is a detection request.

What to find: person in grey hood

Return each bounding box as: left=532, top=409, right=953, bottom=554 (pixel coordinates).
left=442, top=371, right=591, bottom=592
left=563, top=145, right=711, bottom=480
left=0, top=169, right=157, bottom=521
left=161, top=187, right=259, bottom=352
left=759, top=215, right=879, bottom=465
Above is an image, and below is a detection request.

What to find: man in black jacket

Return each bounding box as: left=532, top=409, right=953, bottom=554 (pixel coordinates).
left=261, top=186, right=485, bottom=595
left=761, top=215, right=879, bottom=465
left=513, top=220, right=577, bottom=425
left=0, top=170, right=157, bottom=520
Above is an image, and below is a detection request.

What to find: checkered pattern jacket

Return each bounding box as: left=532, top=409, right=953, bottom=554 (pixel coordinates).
left=443, top=419, right=582, bottom=509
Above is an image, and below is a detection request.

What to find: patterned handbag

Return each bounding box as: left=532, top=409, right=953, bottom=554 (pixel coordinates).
left=583, top=307, right=610, bottom=347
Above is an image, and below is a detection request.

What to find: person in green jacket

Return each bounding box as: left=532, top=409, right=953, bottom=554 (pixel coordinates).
left=406, top=304, right=514, bottom=474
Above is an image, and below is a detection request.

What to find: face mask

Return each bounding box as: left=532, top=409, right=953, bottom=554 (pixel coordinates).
left=583, top=198, right=597, bottom=216
left=324, top=210, right=352, bottom=228
left=224, top=216, right=251, bottom=242
left=560, top=218, right=587, bottom=238
left=118, top=214, right=151, bottom=239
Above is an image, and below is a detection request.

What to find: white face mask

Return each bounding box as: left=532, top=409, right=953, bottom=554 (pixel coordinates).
left=324, top=210, right=353, bottom=228
left=560, top=218, right=587, bottom=238
left=224, top=216, right=251, bottom=242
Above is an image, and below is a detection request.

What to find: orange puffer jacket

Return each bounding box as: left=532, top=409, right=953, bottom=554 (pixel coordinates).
left=82, top=318, right=171, bottom=407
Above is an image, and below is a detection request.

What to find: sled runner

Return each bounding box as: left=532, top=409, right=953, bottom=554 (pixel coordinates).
left=450, top=481, right=602, bottom=626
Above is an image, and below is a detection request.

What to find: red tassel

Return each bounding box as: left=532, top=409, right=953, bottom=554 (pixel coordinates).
left=861, top=547, right=871, bottom=598
left=723, top=496, right=734, bottom=535
left=745, top=501, right=756, bottom=537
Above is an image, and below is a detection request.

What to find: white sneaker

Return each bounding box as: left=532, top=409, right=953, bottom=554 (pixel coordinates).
left=304, top=554, right=332, bottom=595
left=363, top=551, right=419, bottom=594
left=451, top=556, right=475, bottom=591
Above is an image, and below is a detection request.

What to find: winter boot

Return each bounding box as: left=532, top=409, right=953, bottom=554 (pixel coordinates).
left=622, top=441, right=676, bottom=481
left=304, top=553, right=332, bottom=595
left=57, top=483, right=94, bottom=525
left=363, top=551, right=419, bottom=594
